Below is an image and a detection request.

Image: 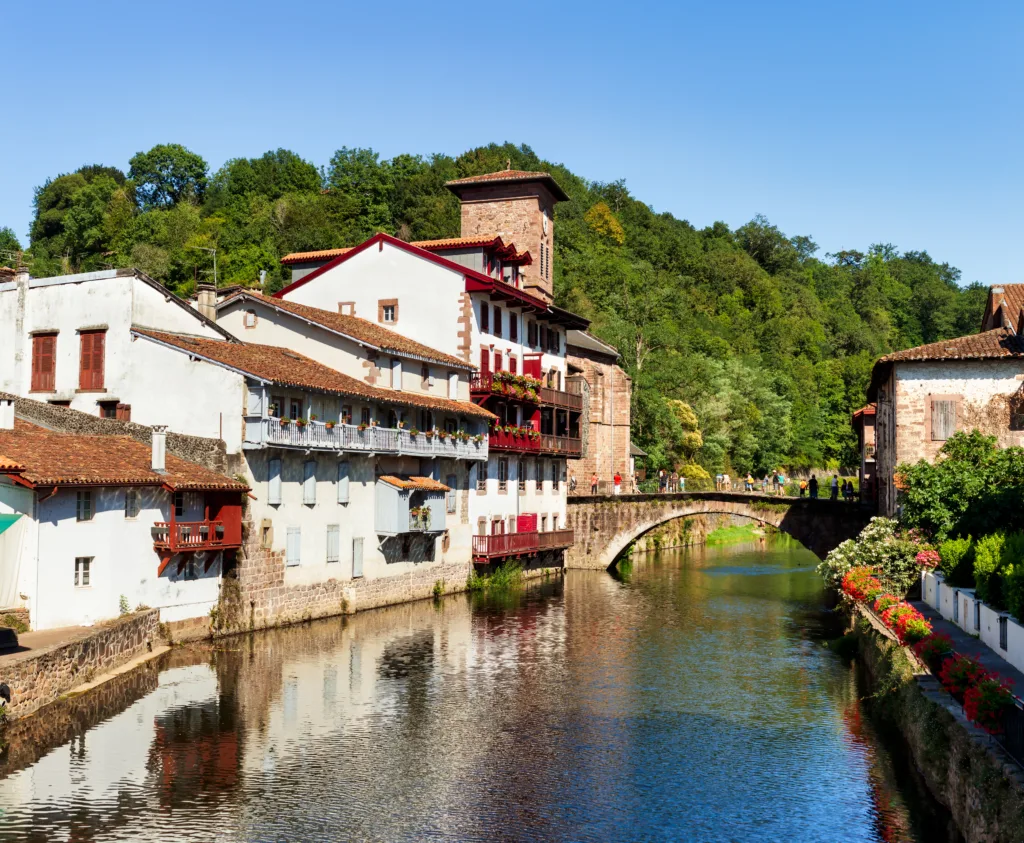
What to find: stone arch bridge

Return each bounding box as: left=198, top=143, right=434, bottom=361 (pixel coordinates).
left=565, top=492, right=873, bottom=569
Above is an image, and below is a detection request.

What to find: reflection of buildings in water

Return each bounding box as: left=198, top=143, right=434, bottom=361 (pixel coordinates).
left=0, top=663, right=244, bottom=836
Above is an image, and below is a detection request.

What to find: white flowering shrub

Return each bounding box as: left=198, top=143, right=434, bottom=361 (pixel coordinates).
left=817, top=517, right=920, bottom=596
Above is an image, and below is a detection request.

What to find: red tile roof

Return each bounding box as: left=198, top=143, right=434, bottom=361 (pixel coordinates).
left=220, top=290, right=471, bottom=369
left=280, top=247, right=352, bottom=266
left=445, top=169, right=570, bottom=201
left=880, top=328, right=1024, bottom=362
left=982, top=285, right=1024, bottom=333
left=133, top=329, right=495, bottom=420
left=379, top=475, right=450, bottom=492
left=0, top=420, right=248, bottom=491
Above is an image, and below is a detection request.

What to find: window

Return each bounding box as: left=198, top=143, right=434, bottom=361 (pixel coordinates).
left=419, top=410, right=434, bottom=431
left=448, top=372, right=459, bottom=399
left=541, top=514, right=548, bottom=532
left=552, top=461, right=560, bottom=490
left=244, top=310, right=257, bottom=329
left=480, top=348, right=490, bottom=374
left=303, top=460, right=317, bottom=505
left=478, top=517, right=487, bottom=536
left=338, top=302, right=355, bottom=316
left=498, top=458, right=509, bottom=492
left=337, top=461, right=350, bottom=504
left=76, top=490, right=93, bottom=522
left=287, top=526, right=301, bottom=566
left=270, top=395, right=285, bottom=417
left=182, top=558, right=199, bottom=580
left=360, top=407, right=371, bottom=427
left=510, top=314, right=518, bottom=343
left=268, top=458, right=282, bottom=505
left=540, top=325, right=548, bottom=350
left=528, top=321, right=537, bottom=347
left=289, top=399, right=303, bottom=421
left=74, top=557, right=92, bottom=587
left=391, top=358, right=402, bottom=391
left=509, top=356, right=517, bottom=375
left=494, top=351, right=502, bottom=372
left=445, top=417, right=457, bottom=434
left=421, top=365, right=430, bottom=389
left=326, top=525, right=340, bottom=563
left=31, top=333, right=57, bottom=392
left=446, top=474, right=457, bottom=513
left=125, top=489, right=139, bottom=519
left=173, top=491, right=185, bottom=518
left=999, top=616, right=1008, bottom=650
left=493, top=306, right=502, bottom=338
left=379, top=299, right=398, bottom=323
left=99, top=400, right=119, bottom=419
left=553, top=514, right=559, bottom=530
left=480, top=302, right=489, bottom=332
left=931, top=398, right=957, bottom=441
left=79, top=330, right=106, bottom=390
left=518, top=459, right=526, bottom=492
left=476, top=460, right=488, bottom=492
left=341, top=405, right=353, bottom=425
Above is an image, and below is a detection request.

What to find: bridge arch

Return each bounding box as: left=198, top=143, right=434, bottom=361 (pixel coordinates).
left=564, top=493, right=872, bottom=570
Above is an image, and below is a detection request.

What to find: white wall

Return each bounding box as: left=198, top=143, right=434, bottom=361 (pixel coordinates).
left=33, top=487, right=222, bottom=630
left=468, top=455, right=568, bottom=534
left=282, top=243, right=466, bottom=361
left=469, top=293, right=568, bottom=382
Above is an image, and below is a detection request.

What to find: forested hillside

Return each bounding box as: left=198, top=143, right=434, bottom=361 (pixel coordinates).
left=0, top=142, right=988, bottom=477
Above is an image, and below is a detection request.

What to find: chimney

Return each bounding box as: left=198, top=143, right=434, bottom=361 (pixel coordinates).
left=0, top=399, right=14, bottom=431
left=151, top=425, right=167, bottom=473
left=196, top=283, right=217, bottom=322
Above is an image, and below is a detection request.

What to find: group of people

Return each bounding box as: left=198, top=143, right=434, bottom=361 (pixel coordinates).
left=794, top=474, right=857, bottom=501
left=658, top=469, right=685, bottom=493
left=570, top=471, right=631, bottom=496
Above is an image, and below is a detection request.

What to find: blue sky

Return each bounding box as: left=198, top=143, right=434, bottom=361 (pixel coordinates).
left=4, top=0, right=1022, bottom=285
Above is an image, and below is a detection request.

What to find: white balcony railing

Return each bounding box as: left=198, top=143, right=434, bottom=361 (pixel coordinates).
left=245, top=418, right=488, bottom=460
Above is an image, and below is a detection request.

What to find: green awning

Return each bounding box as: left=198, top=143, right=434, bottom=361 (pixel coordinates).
left=0, top=514, right=22, bottom=536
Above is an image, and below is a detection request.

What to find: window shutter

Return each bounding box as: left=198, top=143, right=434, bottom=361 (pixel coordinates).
left=510, top=314, right=518, bottom=342
left=79, top=332, right=105, bottom=390
left=79, top=333, right=91, bottom=388
left=391, top=358, right=402, bottom=391
left=32, top=335, right=56, bottom=391
left=931, top=400, right=956, bottom=441
left=326, top=525, right=340, bottom=563
left=446, top=474, right=457, bottom=513
left=269, top=458, right=282, bottom=505
left=494, top=307, right=502, bottom=337
left=509, top=357, right=517, bottom=375
left=540, top=325, right=548, bottom=350
left=448, top=372, right=458, bottom=399
left=480, top=302, right=489, bottom=332
left=286, top=526, right=301, bottom=566
left=337, top=461, right=350, bottom=504
left=303, top=460, right=317, bottom=504
left=480, top=348, right=490, bottom=374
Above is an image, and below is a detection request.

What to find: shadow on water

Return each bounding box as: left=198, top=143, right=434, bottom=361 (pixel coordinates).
left=0, top=538, right=962, bottom=843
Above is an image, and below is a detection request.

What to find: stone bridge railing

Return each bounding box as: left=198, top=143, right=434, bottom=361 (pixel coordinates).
left=564, top=492, right=873, bottom=569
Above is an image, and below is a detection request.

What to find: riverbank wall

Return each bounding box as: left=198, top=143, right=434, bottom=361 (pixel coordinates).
left=849, top=605, right=1024, bottom=843
left=0, top=609, right=159, bottom=720
left=629, top=513, right=770, bottom=553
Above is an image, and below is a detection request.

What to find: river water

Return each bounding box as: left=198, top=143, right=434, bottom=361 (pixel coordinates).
left=0, top=539, right=961, bottom=842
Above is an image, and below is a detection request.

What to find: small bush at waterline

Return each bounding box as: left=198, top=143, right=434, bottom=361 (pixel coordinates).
left=467, top=560, right=524, bottom=592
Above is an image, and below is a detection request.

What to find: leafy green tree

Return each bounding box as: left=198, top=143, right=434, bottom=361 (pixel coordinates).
left=0, top=226, right=22, bottom=261
left=129, top=143, right=208, bottom=208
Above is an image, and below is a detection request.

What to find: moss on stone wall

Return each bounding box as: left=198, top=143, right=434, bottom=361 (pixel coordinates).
left=851, top=609, right=1024, bottom=843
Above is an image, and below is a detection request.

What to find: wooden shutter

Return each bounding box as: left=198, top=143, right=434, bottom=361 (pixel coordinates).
left=32, top=334, right=56, bottom=391
left=286, top=526, right=301, bottom=566
left=303, top=460, right=317, bottom=504
left=494, top=351, right=502, bottom=372
left=931, top=399, right=956, bottom=441
left=510, top=314, right=518, bottom=342
left=493, top=306, right=502, bottom=337
left=480, top=302, right=489, bottom=332
left=509, top=356, right=517, bottom=375
left=79, top=331, right=105, bottom=390
left=352, top=537, right=364, bottom=578
left=268, top=458, right=282, bottom=505
left=446, top=474, right=456, bottom=513
left=480, top=348, right=490, bottom=374
left=326, top=525, right=340, bottom=563
left=337, top=461, right=350, bottom=503
left=540, top=325, right=548, bottom=350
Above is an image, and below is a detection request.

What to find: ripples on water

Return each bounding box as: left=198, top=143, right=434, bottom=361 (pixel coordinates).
left=0, top=540, right=961, bottom=842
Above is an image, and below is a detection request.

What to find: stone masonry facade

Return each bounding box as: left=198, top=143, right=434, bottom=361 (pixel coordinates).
left=1, top=609, right=159, bottom=719
left=567, top=350, right=633, bottom=492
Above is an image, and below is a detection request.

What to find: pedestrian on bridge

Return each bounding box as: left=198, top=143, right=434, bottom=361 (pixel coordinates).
left=591, top=473, right=599, bottom=495
left=830, top=475, right=839, bottom=501
left=670, top=470, right=679, bottom=492
left=569, top=471, right=577, bottom=494
left=613, top=472, right=622, bottom=495
left=799, top=478, right=807, bottom=497
left=659, top=469, right=667, bottom=492
left=745, top=473, right=754, bottom=491
left=809, top=475, right=818, bottom=499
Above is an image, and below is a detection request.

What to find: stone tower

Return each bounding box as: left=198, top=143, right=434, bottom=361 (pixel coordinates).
left=446, top=169, right=569, bottom=303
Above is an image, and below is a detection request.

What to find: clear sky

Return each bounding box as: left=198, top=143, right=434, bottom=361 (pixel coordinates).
left=4, top=0, right=1022, bottom=285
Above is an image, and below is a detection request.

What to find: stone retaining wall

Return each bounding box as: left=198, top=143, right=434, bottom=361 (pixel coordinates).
left=0, top=609, right=159, bottom=720
left=850, top=606, right=1024, bottom=843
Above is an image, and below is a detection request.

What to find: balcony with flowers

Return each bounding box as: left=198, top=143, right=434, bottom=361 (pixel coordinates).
left=470, top=370, right=583, bottom=412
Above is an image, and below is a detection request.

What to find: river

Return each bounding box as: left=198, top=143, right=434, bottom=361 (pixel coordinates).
left=0, top=539, right=961, bottom=842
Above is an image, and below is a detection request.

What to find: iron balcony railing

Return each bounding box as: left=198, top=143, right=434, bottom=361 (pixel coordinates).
left=246, top=418, right=488, bottom=460
left=152, top=520, right=228, bottom=553
left=472, top=529, right=575, bottom=561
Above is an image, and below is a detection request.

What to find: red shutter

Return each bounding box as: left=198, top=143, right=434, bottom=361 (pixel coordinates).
left=480, top=348, right=490, bottom=374
left=32, top=335, right=56, bottom=391
left=79, top=331, right=106, bottom=390
left=509, top=356, right=517, bottom=375
left=494, top=351, right=502, bottom=372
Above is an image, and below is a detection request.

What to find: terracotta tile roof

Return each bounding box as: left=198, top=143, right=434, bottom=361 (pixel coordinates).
left=221, top=291, right=471, bottom=369
left=133, top=329, right=495, bottom=420
left=0, top=420, right=248, bottom=491
left=880, top=328, right=1024, bottom=363
left=445, top=169, right=570, bottom=202
left=378, top=475, right=450, bottom=492
left=280, top=247, right=353, bottom=266
left=985, top=285, right=1024, bottom=332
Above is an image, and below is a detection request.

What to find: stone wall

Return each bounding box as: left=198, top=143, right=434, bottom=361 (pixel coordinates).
left=851, top=606, right=1024, bottom=843
left=629, top=513, right=739, bottom=552
left=567, top=351, right=632, bottom=492
left=2, top=392, right=239, bottom=475
left=0, top=609, right=159, bottom=719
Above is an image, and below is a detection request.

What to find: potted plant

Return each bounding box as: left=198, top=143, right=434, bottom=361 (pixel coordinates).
left=410, top=427, right=420, bottom=437
left=310, top=414, right=318, bottom=422
left=295, top=418, right=307, bottom=428
left=438, top=430, right=448, bottom=440
left=397, top=420, right=405, bottom=429
left=325, top=420, right=335, bottom=430
left=280, top=417, right=291, bottom=426
left=357, top=422, right=368, bottom=432
left=425, top=429, right=435, bottom=438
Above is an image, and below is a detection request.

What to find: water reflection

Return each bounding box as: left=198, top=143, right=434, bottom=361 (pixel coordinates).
left=0, top=541, right=959, bottom=842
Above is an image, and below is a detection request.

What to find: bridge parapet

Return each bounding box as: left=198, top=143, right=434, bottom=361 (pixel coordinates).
left=565, top=492, right=872, bottom=569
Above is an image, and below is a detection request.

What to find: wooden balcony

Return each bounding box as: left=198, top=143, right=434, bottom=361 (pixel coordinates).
left=471, top=373, right=583, bottom=412
left=472, top=529, right=575, bottom=562
left=488, top=427, right=582, bottom=457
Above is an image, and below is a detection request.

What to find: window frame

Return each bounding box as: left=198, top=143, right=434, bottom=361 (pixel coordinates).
left=74, top=556, right=92, bottom=587
left=76, top=490, right=93, bottom=522
left=928, top=395, right=959, bottom=442
left=78, top=329, right=107, bottom=391
left=124, top=489, right=140, bottom=520
left=31, top=332, right=57, bottom=392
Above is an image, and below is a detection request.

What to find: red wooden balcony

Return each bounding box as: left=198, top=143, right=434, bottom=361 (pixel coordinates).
left=471, top=372, right=583, bottom=412
left=153, top=520, right=231, bottom=553
left=472, top=529, right=575, bottom=562
left=487, top=426, right=582, bottom=457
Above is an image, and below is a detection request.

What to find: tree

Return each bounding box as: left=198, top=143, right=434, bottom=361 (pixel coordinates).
left=0, top=226, right=22, bottom=261
left=129, top=143, right=208, bottom=209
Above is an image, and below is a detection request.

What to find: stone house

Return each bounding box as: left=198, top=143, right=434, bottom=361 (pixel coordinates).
left=867, top=302, right=1024, bottom=515
left=566, top=330, right=633, bottom=493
